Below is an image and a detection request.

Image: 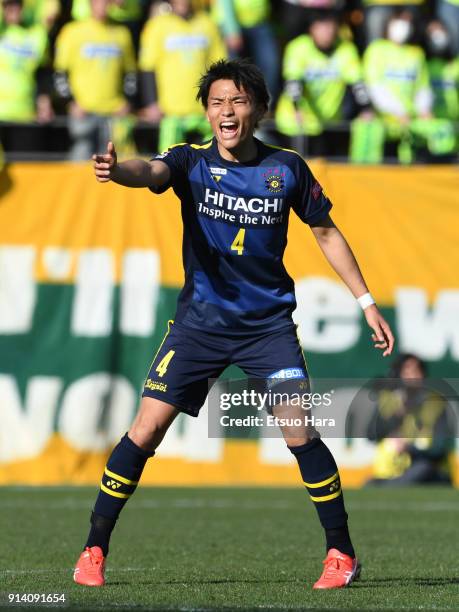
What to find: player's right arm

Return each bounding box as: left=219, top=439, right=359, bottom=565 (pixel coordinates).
left=93, top=141, right=170, bottom=189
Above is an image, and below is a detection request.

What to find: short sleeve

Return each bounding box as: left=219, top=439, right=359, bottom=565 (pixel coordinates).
left=282, top=37, right=306, bottom=81
left=54, top=23, right=73, bottom=71
left=149, top=144, right=192, bottom=194
left=120, top=27, right=136, bottom=73
left=207, top=18, right=227, bottom=65
left=415, top=49, right=430, bottom=92
left=362, top=41, right=380, bottom=86
left=139, top=19, right=161, bottom=72
left=291, top=157, right=332, bottom=225
left=340, top=42, right=363, bottom=85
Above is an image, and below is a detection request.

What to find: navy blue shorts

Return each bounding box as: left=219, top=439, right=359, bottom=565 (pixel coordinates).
left=142, top=321, right=308, bottom=417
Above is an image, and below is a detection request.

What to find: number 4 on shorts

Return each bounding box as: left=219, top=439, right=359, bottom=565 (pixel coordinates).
left=156, top=350, right=175, bottom=377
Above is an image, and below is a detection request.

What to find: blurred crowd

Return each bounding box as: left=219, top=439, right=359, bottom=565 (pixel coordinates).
left=0, top=0, right=458, bottom=162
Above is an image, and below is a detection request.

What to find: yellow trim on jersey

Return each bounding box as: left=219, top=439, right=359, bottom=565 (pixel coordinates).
left=309, top=488, right=342, bottom=502
left=161, top=142, right=187, bottom=154
left=104, top=467, right=139, bottom=486
left=304, top=471, right=339, bottom=488
left=100, top=483, right=132, bottom=499
left=190, top=141, right=213, bottom=150
left=264, top=142, right=300, bottom=156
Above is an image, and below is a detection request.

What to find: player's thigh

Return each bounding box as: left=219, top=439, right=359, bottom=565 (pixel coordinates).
left=235, top=325, right=308, bottom=382
left=142, top=321, right=229, bottom=417
left=235, top=326, right=313, bottom=445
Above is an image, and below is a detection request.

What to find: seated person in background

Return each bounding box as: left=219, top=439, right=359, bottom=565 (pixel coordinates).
left=54, top=0, right=136, bottom=160
left=367, top=354, right=456, bottom=486
left=425, top=19, right=459, bottom=151
left=275, top=10, right=372, bottom=157
left=363, top=10, right=456, bottom=162
left=138, top=0, right=226, bottom=153
left=0, top=0, right=53, bottom=152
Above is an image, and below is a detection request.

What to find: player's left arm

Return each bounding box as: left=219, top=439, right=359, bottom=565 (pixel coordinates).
left=310, top=214, right=395, bottom=357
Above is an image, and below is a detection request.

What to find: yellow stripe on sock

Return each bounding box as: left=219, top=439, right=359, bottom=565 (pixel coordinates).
left=104, top=467, right=139, bottom=486
left=304, top=471, right=339, bottom=489
left=309, top=488, right=342, bottom=503
left=100, top=482, right=132, bottom=499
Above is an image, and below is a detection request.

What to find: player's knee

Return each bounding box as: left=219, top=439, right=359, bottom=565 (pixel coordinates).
left=129, top=397, right=178, bottom=452
left=283, top=434, right=311, bottom=448
left=283, top=426, right=319, bottom=449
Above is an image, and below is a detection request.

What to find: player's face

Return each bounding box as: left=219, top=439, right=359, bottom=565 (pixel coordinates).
left=206, top=80, right=262, bottom=155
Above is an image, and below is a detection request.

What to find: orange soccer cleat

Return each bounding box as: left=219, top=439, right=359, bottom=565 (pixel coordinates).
left=313, top=548, right=361, bottom=589
left=73, top=546, right=106, bottom=586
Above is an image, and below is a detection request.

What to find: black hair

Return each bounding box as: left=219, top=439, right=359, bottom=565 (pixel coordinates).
left=388, top=353, right=427, bottom=378
left=308, top=9, right=341, bottom=25
left=196, top=59, right=270, bottom=114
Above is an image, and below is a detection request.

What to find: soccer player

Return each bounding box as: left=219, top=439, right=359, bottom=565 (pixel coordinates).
left=73, top=59, right=394, bottom=590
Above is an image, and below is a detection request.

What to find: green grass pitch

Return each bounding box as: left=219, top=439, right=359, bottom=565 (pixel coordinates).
left=1, top=486, right=458, bottom=611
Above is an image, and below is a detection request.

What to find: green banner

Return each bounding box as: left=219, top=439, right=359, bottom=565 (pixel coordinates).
left=0, top=162, right=458, bottom=485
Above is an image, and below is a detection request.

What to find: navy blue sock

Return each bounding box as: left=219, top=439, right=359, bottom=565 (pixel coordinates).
left=289, top=438, right=355, bottom=558
left=85, top=433, right=154, bottom=555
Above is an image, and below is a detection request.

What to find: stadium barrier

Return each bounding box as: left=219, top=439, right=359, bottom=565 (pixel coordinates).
left=0, top=161, right=458, bottom=486
left=3, top=118, right=458, bottom=162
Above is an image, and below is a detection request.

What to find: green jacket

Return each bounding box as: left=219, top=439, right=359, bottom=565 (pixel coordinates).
left=428, top=56, right=459, bottom=121
left=0, top=23, right=48, bottom=121
left=363, top=39, right=432, bottom=121
left=276, top=35, right=362, bottom=136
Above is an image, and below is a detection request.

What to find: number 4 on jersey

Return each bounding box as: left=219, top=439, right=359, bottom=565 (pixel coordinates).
left=156, top=350, right=175, bottom=377
left=231, top=228, right=246, bottom=255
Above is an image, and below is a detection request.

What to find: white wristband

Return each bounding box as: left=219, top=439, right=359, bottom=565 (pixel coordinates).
left=357, top=292, right=375, bottom=310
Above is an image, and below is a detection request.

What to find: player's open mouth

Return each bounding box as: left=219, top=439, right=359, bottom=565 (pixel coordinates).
left=220, top=122, right=239, bottom=137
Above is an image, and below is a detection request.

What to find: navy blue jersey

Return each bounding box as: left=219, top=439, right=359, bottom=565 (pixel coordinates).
left=151, top=137, right=332, bottom=335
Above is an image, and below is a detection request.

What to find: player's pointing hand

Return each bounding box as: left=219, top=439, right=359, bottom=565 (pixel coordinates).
left=364, top=304, right=395, bottom=357
left=92, top=141, right=117, bottom=182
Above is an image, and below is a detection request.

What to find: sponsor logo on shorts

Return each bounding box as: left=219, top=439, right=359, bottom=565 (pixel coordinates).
left=267, top=367, right=306, bottom=388
left=268, top=367, right=305, bottom=380
left=145, top=378, right=168, bottom=392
